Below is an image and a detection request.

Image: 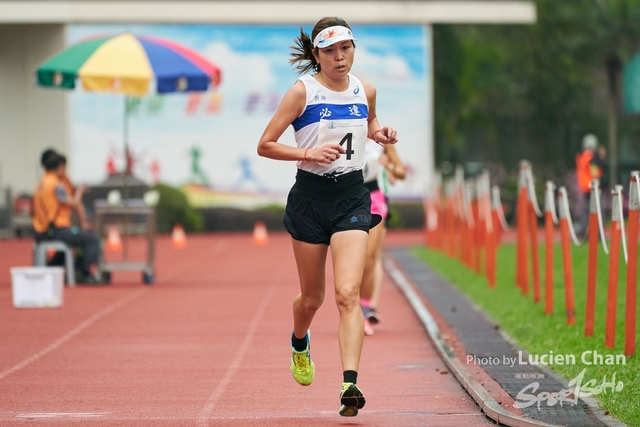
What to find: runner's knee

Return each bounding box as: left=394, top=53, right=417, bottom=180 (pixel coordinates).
left=300, top=293, right=324, bottom=313
left=334, top=285, right=360, bottom=311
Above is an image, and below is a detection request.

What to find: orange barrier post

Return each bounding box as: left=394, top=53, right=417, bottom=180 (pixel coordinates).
left=469, top=179, right=482, bottom=274
left=485, top=230, right=496, bottom=287
left=423, top=196, right=431, bottom=247
left=460, top=182, right=472, bottom=268
left=458, top=186, right=467, bottom=264
left=495, top=207, right=504, bottom=245
left=544, top=182, right=557, bottom=315
left=585, top=180, right=601, bottom=337
left=467, top=181, right=479, bottom=272
left=445, top=191, right=455, bottom=257
left=453, top=181, right=461, bottom=257
left=442, top=185, right=449, bottom=254
left=436, top=188, right=447, bottom=253
left=529, top=203, right=541, bottom=302
left=516, top=161, right=530, bottom=295
left=460, top=220, right=470, bottom=267
left=453, top=168, right=465, bottom=259
left=445, top=181, right=456, bottom=258
left=434, top=175, right=444, bottom=250
left=526, top=168, right=542, bottom=303
left=476, top=173, right=488, bottom=278
left=481, top=172, right=491, bottom=248
left=558, top=187, right=576, bottom=325
left=430, top=197, right=439, bottom=249
left=485, top=178, right=497, bottom=288
left=605, top=186, right=624, bottom=349
left=454, top=166, right=468, bottom=258
left=625, top=172, right=639, bottom=356
left=436, top=184, right=447, bottom=253
left=492, top=186, right=508, bottom=245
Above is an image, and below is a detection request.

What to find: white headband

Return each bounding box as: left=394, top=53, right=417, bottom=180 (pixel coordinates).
left=312, top=26, right=356, bottom=49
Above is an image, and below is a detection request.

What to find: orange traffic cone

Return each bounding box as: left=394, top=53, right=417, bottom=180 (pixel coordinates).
left=106, top=225, right=122, bottom=252
left=253, top=221, right=268, bottom=246
left=172, top=224, right=186, bottom=248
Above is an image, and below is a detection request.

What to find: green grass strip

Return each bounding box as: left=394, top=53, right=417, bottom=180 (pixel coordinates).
left=411, top=243, right=640, bottom=426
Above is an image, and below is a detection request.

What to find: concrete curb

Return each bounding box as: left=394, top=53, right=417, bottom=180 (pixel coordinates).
left=385, top=256, right=562, bottom=427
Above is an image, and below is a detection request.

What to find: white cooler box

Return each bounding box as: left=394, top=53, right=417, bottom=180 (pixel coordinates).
left=10, top=267, right=64, bottom=308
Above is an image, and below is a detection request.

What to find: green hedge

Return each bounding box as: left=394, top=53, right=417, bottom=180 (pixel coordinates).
left=153, top=184, right=204, bottom=233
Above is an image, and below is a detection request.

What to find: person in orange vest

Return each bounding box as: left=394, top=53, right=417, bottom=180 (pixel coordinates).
left=575, top=133, right=598, bottom=239
left=32, top=149, right=102, bottom=284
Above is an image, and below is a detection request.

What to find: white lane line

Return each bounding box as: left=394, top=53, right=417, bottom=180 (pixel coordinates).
left=196, top=284, right=277, bottom=426
left=8, top=409, right=486, bottom=421
left=0, top=289, right=148, bottom=381
left=16, top=412, right=108, bottom=418
left=16, top=411, right=331, bottom=421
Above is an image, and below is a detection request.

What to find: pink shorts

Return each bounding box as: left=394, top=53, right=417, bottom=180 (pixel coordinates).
left=370, top=189, right=388, bottom=219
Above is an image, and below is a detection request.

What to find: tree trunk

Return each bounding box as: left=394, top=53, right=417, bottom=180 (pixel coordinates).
left=606, top=53, right=622, bottom=187
left=608, top=95, right=618, bottom=187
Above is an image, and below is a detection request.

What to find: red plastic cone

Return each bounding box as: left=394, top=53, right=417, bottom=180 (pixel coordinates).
left=253, top=221, right=268, bottom=246
left=172, top=224, right=186, bottom=248
left=106, top=225, right=122, bottom=252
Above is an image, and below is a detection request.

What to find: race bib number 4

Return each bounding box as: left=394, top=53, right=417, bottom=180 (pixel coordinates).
left=316, top=118, right=367, bottom=168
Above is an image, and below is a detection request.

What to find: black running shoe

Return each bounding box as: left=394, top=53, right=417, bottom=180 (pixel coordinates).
left=339, top=382, right=365, bottom=417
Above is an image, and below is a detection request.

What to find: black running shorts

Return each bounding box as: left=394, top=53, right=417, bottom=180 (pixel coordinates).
left=283, top=169, right=382, bottom=245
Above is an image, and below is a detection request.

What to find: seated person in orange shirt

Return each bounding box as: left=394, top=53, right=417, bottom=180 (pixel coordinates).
left=32, top=149, right=102, bottom=284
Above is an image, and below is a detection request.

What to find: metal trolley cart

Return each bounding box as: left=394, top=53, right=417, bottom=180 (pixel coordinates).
left=94, top=199, right=156, bottom=284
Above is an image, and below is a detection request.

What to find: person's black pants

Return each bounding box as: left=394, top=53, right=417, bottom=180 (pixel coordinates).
left=35, top=227, right=100, bottom=273
left=579, top=191, right=591, bottom=239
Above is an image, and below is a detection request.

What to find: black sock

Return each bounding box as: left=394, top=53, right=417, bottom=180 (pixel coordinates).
left=343, top=370, right=358, bottom=384
left=291, top=332, right=308, bottom=352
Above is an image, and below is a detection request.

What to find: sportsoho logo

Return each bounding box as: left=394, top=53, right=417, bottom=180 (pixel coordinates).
left=514, top=368, right=623, bottom=410
left=466, top=350, right=626, bottom=410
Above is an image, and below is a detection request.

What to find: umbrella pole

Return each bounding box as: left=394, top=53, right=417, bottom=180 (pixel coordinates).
left=123, top=96, right=130, bottom=199
left=123, top=96, right=130, bottom=263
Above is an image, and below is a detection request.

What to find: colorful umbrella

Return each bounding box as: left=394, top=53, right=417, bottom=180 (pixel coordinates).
left=37, top=33, right=221, bottom=96
left=36, top=33, right=221, bottom=181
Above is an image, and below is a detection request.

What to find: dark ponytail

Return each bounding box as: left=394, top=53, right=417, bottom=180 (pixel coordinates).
left=289, top=28, right=318, bottom=75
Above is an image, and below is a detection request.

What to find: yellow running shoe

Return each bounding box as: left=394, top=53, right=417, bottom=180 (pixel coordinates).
left=290, top=332, right=315, bottom=386
left=339, top=382, right=366, bottom=417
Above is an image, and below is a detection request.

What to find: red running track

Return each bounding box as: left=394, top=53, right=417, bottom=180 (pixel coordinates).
left=0, top=231, right=494, bottom=426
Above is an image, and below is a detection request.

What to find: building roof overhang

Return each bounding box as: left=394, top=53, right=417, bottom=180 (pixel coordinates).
left=0, top=1, right=536, bottom=25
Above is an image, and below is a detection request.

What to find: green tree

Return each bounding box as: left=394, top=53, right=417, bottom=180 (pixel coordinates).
left=588, top=0, right=640, bottom=185
left=153, top=183, right=204, bottom=233
left=433, top=0, right=640, bottom=180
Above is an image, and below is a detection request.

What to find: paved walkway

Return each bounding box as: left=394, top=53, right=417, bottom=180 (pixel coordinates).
left=0, top=231, right=494, bottom=426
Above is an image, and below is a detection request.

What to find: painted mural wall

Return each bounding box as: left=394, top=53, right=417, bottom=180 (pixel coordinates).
left=68, top=24, right=431, bottom=207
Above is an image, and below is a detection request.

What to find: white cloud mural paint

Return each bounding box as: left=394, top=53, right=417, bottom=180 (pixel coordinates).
left=67, top=24, right=432, bottom=206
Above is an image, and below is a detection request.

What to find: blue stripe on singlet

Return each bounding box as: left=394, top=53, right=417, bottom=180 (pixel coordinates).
left=292, top=103, right=368, bottom=132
